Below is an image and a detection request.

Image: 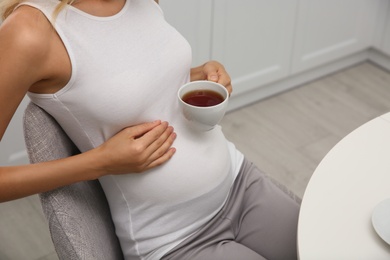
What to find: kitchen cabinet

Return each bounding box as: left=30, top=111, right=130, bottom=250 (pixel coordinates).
left=375, top=0, right=390, bottom=57
left=161, top=0, right=299, bottom=96
left=211, top=0, right=298, bottom=95
left=292, top=0, right=378, bottom=73
left=161, top=0, right=381, bottom=103
left=369, top=0, right=390, bottom=71
left=381, top=17, right=390, bottom=56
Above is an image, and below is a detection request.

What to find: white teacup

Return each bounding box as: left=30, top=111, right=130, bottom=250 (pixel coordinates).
left=178, top=80, right=229, bottom=131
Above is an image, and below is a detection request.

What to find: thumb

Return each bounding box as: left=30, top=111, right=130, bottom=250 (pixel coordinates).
left=207, top=73, right=219, bottom=82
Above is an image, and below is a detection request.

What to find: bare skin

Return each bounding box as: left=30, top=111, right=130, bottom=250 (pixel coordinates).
left=0, top=0, right=232, bottom=202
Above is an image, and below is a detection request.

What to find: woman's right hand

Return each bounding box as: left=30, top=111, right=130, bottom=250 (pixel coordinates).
left=93, top=120, right=177, bottom=176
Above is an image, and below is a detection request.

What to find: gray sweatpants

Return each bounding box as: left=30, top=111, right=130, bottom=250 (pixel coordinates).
left=162, top=159, right=300, bottom=260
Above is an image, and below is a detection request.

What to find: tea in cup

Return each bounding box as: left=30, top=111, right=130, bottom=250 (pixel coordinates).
left=178, top=80, right=229, bottom=131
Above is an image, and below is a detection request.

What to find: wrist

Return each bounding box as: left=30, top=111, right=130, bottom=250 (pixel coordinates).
left=79, top=148, right=109, bottom=179
left=190, top=63, right=207, bottom=82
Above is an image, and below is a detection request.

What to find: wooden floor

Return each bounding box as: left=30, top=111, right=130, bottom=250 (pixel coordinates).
left=221, top=62, right=390, bottom=198
left=1, top=62, right=390, bottom=259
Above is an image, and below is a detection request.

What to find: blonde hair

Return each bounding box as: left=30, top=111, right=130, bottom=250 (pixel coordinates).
left=0, top=0, right=73, bottom=21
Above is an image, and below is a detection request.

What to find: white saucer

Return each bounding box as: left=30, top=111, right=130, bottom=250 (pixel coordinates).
left=372, top=198, right=390, bottom=245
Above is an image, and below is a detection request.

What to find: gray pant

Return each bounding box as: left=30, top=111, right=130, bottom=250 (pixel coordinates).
left=162, top=159, right=300, bottom=260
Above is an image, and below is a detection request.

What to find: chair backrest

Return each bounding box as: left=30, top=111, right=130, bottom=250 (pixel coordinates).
left=23, top=102, right=123, bottom=260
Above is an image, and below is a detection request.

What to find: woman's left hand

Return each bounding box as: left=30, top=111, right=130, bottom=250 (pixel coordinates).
left=190, top=60, right=232, bottom=95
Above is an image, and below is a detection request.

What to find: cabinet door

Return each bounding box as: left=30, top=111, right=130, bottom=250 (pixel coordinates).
left=372, top=0, right=389, bottom=51
left=292, top=0, right=378, bottom=73
left=159, top=0, right=213, bottom=66
left=382, top=22, right=390, bottom=56
left=212, top=0, right=298, bottom=95
left=379, top=1, right=390, bottom=56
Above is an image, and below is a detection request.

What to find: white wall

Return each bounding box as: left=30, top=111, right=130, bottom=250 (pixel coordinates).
left=0, top=97, right=29, bottom=166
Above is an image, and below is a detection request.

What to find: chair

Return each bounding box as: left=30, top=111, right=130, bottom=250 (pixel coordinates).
left=23, top=102, right=124, bottom=260
left=23, top=102, right=301, bottom=260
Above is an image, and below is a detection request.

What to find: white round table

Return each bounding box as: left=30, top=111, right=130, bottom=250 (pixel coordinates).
left=298, top=112, right=390, bottom=259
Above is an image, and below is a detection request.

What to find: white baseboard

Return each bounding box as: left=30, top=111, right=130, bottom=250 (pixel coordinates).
left=227, top=48, right=390, bottom=112
left=368, top=48, right=390, bottom=71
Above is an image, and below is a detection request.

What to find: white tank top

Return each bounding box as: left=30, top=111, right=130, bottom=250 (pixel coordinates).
left=23, top=0, right=243, bottom=259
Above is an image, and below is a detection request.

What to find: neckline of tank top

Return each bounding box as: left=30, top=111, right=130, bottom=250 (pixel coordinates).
left=63, top=0, right=129, bottom=21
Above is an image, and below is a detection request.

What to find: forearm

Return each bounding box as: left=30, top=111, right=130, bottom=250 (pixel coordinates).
left=0, top=120, right=177, bottom=203
left=0, top=149, right=105, bottom=202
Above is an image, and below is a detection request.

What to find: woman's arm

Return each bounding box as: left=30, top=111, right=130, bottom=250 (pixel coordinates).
left=0, top=120, right=176, bottom=202
left=0, top=7, right=176, bottom=202
left=190, top=60, right=233, bottom=95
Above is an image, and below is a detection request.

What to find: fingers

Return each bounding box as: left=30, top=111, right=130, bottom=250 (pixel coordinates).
left=129, top=120, right=162, bottom=139
left=96, top=120, right=178, bottom=175
left=146, top=147, right=176, bottom=169
left=144, top=132, right=177, bottom=169
left=215, top=65, right=232, bottom=95
left=219, top=76, right=232, bottom=96
left=133, top=121, right=177, bottom=170
left=142, top=122, right=175, bottom=155
left=203, top=61, right=219, bottom=82
left=203, top=61, right=233, bottom=95
left=207, top=72, right=219, bottom=82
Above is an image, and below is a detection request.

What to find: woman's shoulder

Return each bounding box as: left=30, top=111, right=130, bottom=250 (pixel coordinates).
left=0, top=5, right=53, bottom=63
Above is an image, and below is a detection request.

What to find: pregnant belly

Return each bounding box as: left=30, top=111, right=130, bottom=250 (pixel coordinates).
left=98, top=126, right=235, bottom=258
left=105, top=126, right=233, bottom=209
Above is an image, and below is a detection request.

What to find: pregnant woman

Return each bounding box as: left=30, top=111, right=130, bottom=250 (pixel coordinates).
left=0, top=1, right=299, bottom=259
